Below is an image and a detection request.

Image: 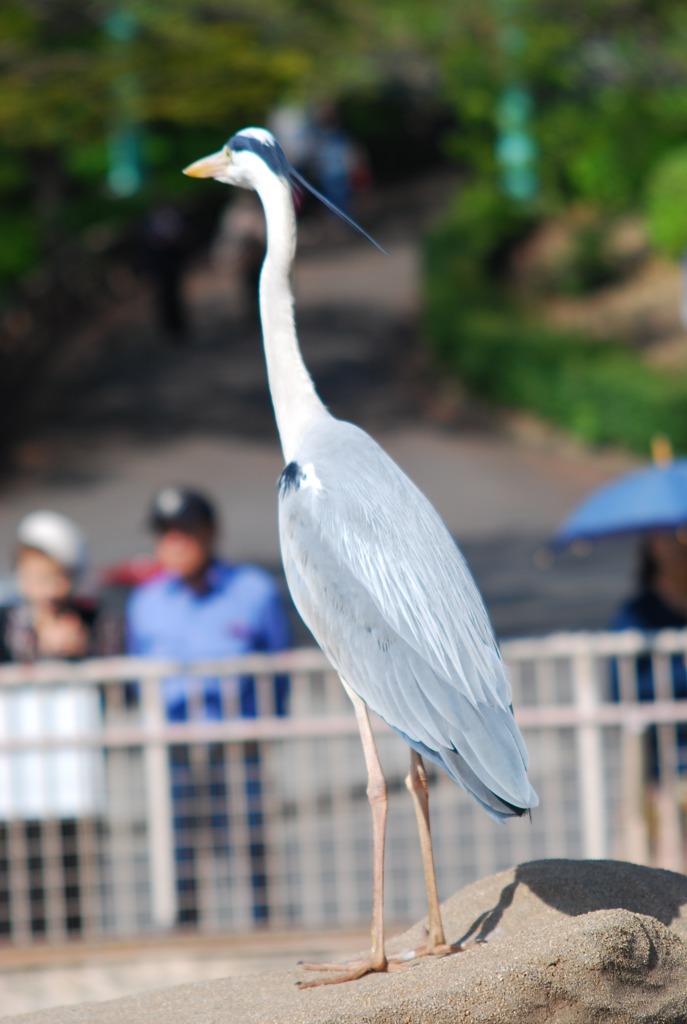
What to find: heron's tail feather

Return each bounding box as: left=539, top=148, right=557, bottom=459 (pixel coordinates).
left=439, top=695, right=535, bottom=807
left=439, top=744, right=538, bottom=823
left=391, top=725, right=538, bottom=825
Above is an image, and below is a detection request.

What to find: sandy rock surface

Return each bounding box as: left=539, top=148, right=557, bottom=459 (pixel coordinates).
left=7, top=859, right=687, bottom=1024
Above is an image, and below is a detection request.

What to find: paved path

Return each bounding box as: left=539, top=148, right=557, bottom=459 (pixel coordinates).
left=0, top=175, right=636, bottom=637
left=0, top=930, right=372, bottom=1018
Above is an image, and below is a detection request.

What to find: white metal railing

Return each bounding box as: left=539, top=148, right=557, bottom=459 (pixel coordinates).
left=0, top=630, right=685, bottom=945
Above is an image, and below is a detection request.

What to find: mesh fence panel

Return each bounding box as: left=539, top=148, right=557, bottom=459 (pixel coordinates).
left=0, top=633, right=685, bottom=945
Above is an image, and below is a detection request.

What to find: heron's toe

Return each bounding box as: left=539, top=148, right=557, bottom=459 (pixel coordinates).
left=296, top=953, right=388, bottom=987
left=388, top=939, right=468, bottom=964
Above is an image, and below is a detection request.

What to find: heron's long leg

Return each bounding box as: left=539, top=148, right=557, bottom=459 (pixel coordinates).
left=396, top=750, right=463, bottom=961
left=298, top=679, right=390, bottom=986
left=405, top=750, right=446, bottom=949
left=348, top=682, right=388, bottom=970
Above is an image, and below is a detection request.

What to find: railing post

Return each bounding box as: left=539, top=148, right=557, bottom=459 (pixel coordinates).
left=620, top=723, right=650, bottom=865
left=573, top=650, right=607, bottom=859
left=141, top=675, right=176, bottom=930
left=652, top=655, right=684, bottom=873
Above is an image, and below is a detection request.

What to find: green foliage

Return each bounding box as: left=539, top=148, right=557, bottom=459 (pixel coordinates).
left=339, top=82, right=450, bottom=182
left=0, top=3, right=313, bottom=148
left=645, top=146, right=687, bottom=258
left=427, top=180, right=536, bottom=305
left=4, top=0, right=687, bottom=298
left=0, top=1, right=319, bottom=294
left=0, top=0, right=459, bottom=294
left=420, top=1, right=687, bottom=452
left=426, top=213, right=687, bottom=454
left=553, top=222, right=623, bottom=297
left=433, top=1, right=687, bottom=213
left=0, top=212, right=39, bottom=280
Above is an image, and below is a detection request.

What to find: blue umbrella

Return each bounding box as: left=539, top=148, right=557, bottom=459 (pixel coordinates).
left=553, top=457, right=687, bottom=547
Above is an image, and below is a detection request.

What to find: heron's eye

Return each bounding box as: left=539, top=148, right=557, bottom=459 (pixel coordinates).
left=224, top=145, right=232, bottom=160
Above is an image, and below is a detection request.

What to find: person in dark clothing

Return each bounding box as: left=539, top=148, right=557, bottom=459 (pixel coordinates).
left=611, top=533, right=687, bottom=703
left=612, top=532, right=687, bottom=632
left=610, top=531, right=687, bottom=801
left=141, top=205, right=191, bottom=342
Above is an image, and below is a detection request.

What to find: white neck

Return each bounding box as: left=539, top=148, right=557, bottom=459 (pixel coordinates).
left=254, top=175, right=328, bottom=463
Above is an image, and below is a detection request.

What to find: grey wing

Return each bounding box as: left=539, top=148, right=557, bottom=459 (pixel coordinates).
left=279, top=422, right=538, bottom=820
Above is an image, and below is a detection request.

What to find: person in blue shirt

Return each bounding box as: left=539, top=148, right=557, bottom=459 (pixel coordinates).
left=126, top=486, right=291, bottom=925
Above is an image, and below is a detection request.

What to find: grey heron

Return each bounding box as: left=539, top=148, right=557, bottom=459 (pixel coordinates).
left=184, top=128, right=538, bottom=986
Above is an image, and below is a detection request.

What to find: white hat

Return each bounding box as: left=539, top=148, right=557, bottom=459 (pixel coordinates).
left=16, top=510, right=88, bottom=576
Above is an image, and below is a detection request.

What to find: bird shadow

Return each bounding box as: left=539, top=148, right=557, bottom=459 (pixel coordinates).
left=453, top=858, right=687, bottom=947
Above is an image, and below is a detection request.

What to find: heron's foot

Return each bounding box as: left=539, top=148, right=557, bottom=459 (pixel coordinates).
left=388, top=928, right=471, bottom=965
left=296, top=952, right=404, bottom=988
left=296, top=932, right=475, bottom=987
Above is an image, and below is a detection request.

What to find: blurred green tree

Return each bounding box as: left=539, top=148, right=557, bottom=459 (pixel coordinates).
left=645, top=146, right=687, bottom=259
left=3, top=0, right=687, bottom=292
left=428, top=0, right=687, bottom=211
left=0, top=1, right=316, bottom=288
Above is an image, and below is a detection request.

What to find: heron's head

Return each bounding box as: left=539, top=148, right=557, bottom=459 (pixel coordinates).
left=183, top=127, right=290, bottom=191
left=184, top=125, right=385, bottom=252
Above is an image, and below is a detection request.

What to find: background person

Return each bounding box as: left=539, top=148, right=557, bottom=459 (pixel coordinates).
left=1, top=510, right=119, bottom=662
left=140, top=204, right=191, bottom=343
left=612, top=532, right=687, bottom=637
left=0, top=511, right=113, bottom=938
left=211, top=194, right=265, bottom=321
left=126, top=486, right=291, bottom=925
left=610, top=531, right=687, bottom=858
left=611, top=531, right=687, bottom=729
left=310, top=104, right=356, bottom=217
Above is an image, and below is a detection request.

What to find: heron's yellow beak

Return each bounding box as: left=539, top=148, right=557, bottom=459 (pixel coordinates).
left=182, top=149, right=230, bottom=179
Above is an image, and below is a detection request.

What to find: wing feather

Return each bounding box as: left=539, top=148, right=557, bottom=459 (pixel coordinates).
left=279, top=420, right=537, bottom=815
